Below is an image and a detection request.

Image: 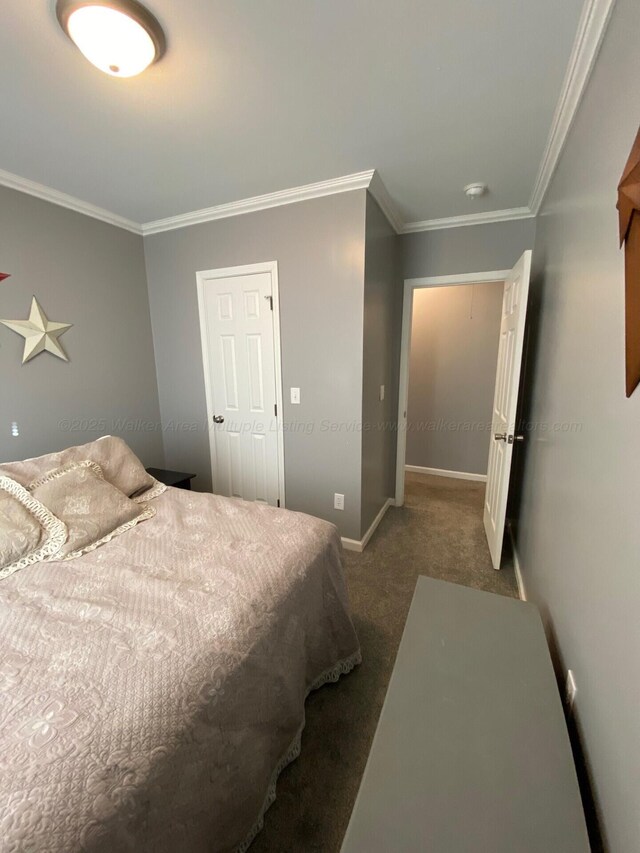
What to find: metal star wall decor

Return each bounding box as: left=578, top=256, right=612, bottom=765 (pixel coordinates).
left=0, top=297, right=72, bottom=363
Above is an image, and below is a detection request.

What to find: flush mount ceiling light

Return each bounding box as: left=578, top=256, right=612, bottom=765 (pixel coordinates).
left=464, top=183, right=488, bottom=200
left=56, top=0, right=166, bottom=78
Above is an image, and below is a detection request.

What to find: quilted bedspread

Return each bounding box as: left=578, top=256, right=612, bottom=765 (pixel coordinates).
left=0, top=488, right=360, bottom=852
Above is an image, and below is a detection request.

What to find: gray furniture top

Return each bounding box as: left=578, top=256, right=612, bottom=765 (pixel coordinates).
left=341, top=577, right=589, bottom=853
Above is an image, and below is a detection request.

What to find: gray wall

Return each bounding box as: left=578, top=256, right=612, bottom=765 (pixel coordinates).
left=143, top=190, right=367, bottom=540
left=361, top=194, right=402, bottom=534
left=0, top=185, right=163, bottom=466
left=407, top=283, right=502, bottom=475
left=402, top=218, right=536, bottom=280
left=513, top=1, right=640, bottom=850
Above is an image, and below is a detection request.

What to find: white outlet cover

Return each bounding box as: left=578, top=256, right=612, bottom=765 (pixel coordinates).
left=290, top=387, right=300, bottom=405
left=334, top=493, right=345, bottom=510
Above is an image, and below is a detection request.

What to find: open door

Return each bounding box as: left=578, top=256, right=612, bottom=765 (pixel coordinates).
left=483, top=250, right=532, bottom=569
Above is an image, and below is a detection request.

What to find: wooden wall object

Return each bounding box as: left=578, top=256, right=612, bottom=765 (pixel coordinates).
left=618, top=126, right=640, bottom=397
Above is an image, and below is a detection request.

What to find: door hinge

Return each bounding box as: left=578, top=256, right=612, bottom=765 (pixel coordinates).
left=265, top=295, right=273, bottom=310
left=274, top=403, right=277, bottom=416
left=277, top=499, right=280, bottom=508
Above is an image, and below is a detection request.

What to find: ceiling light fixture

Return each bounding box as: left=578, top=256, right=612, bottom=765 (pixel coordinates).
left=56, top=0, right=166, bottom=78
left=464, top=183, right=488, bottom=200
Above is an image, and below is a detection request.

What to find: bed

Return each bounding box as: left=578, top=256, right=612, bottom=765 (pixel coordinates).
left=0, top=437, right=360, bottom=852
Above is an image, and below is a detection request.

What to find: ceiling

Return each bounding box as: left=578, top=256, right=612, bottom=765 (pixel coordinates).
left=0, top=0, right=587, bottom=228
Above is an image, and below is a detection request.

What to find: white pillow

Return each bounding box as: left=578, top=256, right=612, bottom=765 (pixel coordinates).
left=29, top=461, right=155, bottom=561
left=0, top=476, right=67, bottom=579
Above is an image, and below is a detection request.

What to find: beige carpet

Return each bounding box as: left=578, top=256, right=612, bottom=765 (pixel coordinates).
left=249, top=473, right=518, bottom=852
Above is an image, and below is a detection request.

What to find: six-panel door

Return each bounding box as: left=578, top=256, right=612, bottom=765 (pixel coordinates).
left=483, top=250, right=531, bottom=569
left=201, top=270, right=281, bottom=506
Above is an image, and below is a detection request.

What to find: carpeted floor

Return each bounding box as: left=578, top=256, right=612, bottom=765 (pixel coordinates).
left=249, top=472, right=518, bottom=852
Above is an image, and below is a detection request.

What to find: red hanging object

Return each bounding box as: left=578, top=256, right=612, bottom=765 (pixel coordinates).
left=0, top=273, right=10, bottom=282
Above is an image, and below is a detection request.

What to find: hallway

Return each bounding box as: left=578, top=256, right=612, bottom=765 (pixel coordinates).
left=250, top=473, right=519, bottom=852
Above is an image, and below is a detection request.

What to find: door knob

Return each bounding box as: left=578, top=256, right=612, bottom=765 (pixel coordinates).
left=494, top=433, right=507, bottom=442
left=213, top=415, right=225, bottom=424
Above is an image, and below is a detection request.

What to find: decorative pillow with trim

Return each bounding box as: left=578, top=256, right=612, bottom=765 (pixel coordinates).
left=0, top=435, right=166, bottom=501
left=29, top=461, right=155, bottom=561
left=0, top=476, right=67, bottom=579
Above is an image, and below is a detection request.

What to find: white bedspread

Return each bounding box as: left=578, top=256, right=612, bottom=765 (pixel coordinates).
left=0, top=487, right=360, bottom=852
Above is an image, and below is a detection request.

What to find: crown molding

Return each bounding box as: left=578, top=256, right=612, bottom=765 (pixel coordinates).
left=528, top=0, right=616, bottom=214
left=0, top=168, right=142, bottom=234
left=142, top=170, right=376, bottom=235
left=368, top=171, right=404, bottom=233
left=400, top=0, right=616, bottom=233
left=1, top=161, right=533, bottom=237
left=0, top=0, right=616, bottom=242
left=401, top=206, right=534, bottom=234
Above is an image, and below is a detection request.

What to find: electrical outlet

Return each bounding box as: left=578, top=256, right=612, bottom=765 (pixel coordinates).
left=565, top=669, right=577, bottom=711
left=334, top=493, right=345, bottom=511
left=290, top=387, right=300, bottom=405
left=379, top=384, right=385, bottom=401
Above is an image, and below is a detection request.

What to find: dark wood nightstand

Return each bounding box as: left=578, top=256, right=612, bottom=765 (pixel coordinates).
left=146, top=467, right=196, bottom=490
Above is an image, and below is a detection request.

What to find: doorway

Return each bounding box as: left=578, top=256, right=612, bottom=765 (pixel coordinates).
left=196, top=261, right=285, bottom=507
left=395, top=253, right=532, bottom=568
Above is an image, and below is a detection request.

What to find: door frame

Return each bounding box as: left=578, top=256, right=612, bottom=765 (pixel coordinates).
left=195, top=261, right=286, bottom=507
left=395, top=269, right=510, bottom=505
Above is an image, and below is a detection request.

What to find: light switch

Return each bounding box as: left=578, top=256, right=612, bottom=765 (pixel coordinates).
left=379, top=385, right=385, bottom=401
left=290, top=387, right=300, bottom=405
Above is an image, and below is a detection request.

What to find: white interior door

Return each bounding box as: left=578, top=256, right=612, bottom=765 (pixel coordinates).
left=483, top=250, right=532, bottom=569
left=197, top=264, right=283, bottom=507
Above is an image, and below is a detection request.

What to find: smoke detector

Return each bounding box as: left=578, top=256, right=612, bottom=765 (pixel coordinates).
left=464, top=183, right=488, bottom=200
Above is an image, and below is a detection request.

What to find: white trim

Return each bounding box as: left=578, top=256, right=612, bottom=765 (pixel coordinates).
left=405, top=465, right=486, bottom=483
left=395, top=271, right=509, bottom=505
left=0, top=0, right=615, bottom=240
left=340, top=537, right=362, bottom=552
left=405, top=270, right=511, bottom=289
left=395, top=278, right=414, bottom=506
left=0, top=167, right=378, bottom=236
left=0, top=163, right=535, bottom=237
left=144, top=171, right=376, bottom=235
left=341, top=498, right=394, bottom=553
left=269, top=265, right=286, bottom=508
left=368, top=171, right=404, bottom=233
left=0, top=168, right=142, bottom=234
left=399, top=0, right=616, bottom=232
left=508, top=523, right=527, bottom=601
left=195, top=261, right=286, bottom=508
left=402, top=207, right=534, bottom=234
left=528, top=0, right=616, bottom=214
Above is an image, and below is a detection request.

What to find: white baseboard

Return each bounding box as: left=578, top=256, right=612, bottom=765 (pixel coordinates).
left=405, top=464, right=487, bottom=483
left=341, top=498, right=394, bottom=553
left=508, top=523, right=527, bottom=601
